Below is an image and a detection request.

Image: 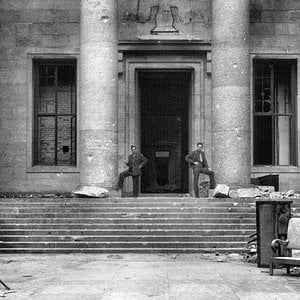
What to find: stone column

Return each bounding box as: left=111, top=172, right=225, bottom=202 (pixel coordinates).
left=211, top=0, right=251, bottom=187
left=79, top=0, right=118, bottom=190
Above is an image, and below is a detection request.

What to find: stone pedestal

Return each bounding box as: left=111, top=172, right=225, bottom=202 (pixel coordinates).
left=79, top=0, right=118, bottom=190
left=211, top=0, right=251, bottom=187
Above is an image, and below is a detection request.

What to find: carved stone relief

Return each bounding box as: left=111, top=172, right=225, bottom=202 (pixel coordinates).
left=137, top=0, right=190, bottom=34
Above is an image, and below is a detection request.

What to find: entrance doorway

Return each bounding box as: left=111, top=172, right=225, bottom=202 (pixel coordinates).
left=139, top=71, right=190, bottom=193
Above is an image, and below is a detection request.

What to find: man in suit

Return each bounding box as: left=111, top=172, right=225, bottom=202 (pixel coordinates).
left=185, top=142, right=216, bottom=198
left=117, top=145, right=148, bottom=197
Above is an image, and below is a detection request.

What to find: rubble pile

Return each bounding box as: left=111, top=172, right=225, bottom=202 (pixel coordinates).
left=258, top=187, right=300, bottom=199
left=245, top=232, right=257, bottom=263
left=213, top=184, right=300, bottom=199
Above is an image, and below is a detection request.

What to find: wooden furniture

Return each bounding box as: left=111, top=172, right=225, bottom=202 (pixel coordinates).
left=256, top=200, right=292, bottom=267
left=270, top=217, right=300, bottom=276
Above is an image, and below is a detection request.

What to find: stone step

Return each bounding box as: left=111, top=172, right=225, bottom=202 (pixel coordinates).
left=0, top=200, right=257, bottom=206
left=0, top=196, right=260, bottom=254
left=0, top=241, right=247, bottom=249
left=0, top=247, right=247, bottom=254
left=1, top=196, right=299, bottom=203
left=1, top=229, right=254, bottom=235
left=1, top=198, right=298, bottom=206
left=0, top=217, right=255, bottom=224
left=0, top=223, right=256, bottom=230
left=0, top=196, right=258, bottom=202
left=0, top=212, right=256, bottom=219
left=0, top=207, right=256, bottom=213
left=0, top=235, right=248, bottom=242
left=0, top=201, right=257, bottom=207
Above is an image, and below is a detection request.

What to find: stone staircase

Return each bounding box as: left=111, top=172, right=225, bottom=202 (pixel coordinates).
left=0, top=196, right=270, bottom=253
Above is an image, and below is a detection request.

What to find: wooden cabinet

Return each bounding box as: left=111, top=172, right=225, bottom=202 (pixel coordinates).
left=256, top=200, right=292, bottom=267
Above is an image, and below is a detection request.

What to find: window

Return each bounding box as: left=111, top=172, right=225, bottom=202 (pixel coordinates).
left=33, top=60, right=77, bottom=166
left=253, top=59, right=297, bottom=165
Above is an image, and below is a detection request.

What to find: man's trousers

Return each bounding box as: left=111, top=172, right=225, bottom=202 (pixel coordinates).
left=118, top=170, right=140, bottom=197
left=192, top=166, right=216, bottom=198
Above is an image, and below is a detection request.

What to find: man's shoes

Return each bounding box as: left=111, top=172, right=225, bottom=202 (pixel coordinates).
left=209, top=183, right=216, bottom=189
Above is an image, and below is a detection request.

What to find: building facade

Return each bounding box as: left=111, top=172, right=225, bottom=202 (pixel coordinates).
left=0, top=0, right=300, bottom=194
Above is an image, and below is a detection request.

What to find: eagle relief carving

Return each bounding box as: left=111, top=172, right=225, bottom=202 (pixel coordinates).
left=137, top=0, right=187, bottom=34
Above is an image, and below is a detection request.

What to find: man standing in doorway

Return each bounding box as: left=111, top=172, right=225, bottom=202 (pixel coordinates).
left=185, top=142, right=216, bottom=198
left=117, top=145, right=148, bottom=197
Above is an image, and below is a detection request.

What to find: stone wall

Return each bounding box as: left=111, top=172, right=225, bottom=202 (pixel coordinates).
left=0, top=0, right=80, bottom=192
left=250, top=0, right=300, bottom=53
left=0, top=0, right=299, bottom=192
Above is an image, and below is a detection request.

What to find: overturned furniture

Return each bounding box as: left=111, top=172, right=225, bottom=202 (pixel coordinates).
left=256, top=200, right=292, bottom=267
left=270, top=217, right=300, bottom=276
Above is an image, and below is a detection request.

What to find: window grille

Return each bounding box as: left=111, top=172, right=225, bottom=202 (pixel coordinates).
left=253, top=60, right=297, bottom=166
left=33, top=60, right=77, bottom=166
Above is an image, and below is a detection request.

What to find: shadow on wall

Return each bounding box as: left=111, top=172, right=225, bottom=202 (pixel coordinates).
left=251, top=175, right=279, bottom=192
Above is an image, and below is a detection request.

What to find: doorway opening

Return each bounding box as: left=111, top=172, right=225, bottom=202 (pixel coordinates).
left=139, top=71, right=191, bottom=193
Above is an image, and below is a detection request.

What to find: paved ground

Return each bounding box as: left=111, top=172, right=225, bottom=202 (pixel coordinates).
left=1, top=253, right=300, bottom=300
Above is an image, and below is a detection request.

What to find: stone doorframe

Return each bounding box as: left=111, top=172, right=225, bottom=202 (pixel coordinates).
left=118, top=45, right=211, bottom=195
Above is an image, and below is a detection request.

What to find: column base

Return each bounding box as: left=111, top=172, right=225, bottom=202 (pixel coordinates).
left=109, top=189, right=122, bottom=198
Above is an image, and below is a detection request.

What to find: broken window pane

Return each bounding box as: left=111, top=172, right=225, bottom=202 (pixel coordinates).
left=277, top=115, right=292, bottom=165
left=34, top=60, right=77, bottom=166
left=39, top=86, right=56, bottom=113
left=253, top=115, right=273, bottom=165
left=57, top=116, right=76, bottom=165
left=36, top=117, right=56, bottom=165
left=253, top=60, right=296, bottom=166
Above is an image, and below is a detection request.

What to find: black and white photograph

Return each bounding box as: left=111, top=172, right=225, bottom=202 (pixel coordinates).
left=1, top=0, right=300, bottom=298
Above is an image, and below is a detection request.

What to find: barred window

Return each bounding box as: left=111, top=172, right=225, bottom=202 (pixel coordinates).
left=253, top=59, right=297, bottom=166
left=33, top=60, right=77, bottom=166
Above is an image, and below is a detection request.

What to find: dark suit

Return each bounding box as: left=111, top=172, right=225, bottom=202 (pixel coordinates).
left=185, top=150, right=216, bottom=197
left=118, top=152, right=148, bottom=197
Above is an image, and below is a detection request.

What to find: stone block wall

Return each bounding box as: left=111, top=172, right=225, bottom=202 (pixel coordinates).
left=250, top=0, right=300, bottom=53
left=0, top=0, right=80, bottom=193
left=0, top=0, right=299, bottom=192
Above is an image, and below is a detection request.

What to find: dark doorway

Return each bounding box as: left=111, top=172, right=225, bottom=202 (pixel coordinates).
left=139, top=71, right=190, bottom=193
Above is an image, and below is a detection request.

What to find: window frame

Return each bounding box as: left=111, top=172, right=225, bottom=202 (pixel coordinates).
left=27, top=54, right=80, bottom=173
left=251, top=55, right=299, bottom=172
